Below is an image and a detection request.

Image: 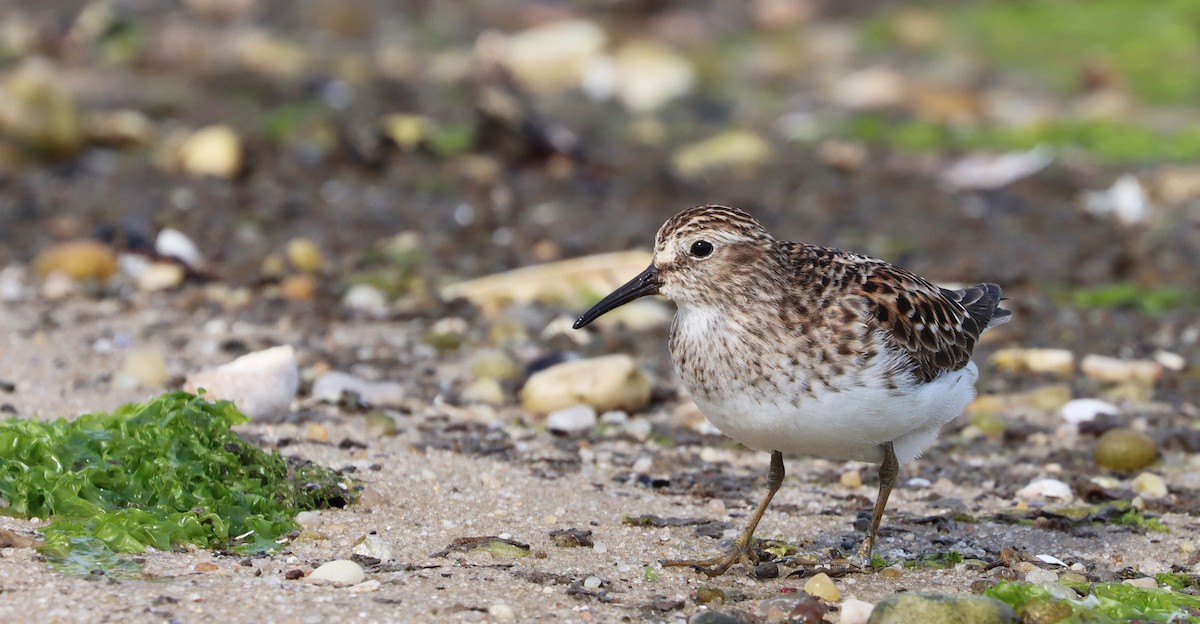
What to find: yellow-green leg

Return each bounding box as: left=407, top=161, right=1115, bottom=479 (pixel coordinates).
left=663, top=450, right=785, bottom=577
left=852, top=441, right=897, bottom=566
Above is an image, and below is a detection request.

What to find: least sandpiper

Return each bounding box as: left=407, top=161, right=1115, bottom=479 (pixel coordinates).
left=573, top=205, right=1010, bottom=577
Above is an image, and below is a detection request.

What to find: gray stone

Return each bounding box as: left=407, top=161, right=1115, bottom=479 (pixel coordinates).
left=689, top=611, right=752, bottom=624
left=867, top=593, right=1017, bottom=624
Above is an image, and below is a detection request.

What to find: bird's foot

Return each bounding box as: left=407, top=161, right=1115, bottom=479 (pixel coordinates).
left=783, top=549, right=877, bottom=579
left=662, top=542, right=759, bottom=578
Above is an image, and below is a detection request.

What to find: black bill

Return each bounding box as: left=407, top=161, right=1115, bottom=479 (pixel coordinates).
left=573, top=264, right=662, bottom=329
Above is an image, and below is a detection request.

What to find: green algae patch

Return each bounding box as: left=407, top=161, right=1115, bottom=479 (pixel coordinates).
left=0, top=391, right=357, bottom=574
left=987, top=580, right=1200, bottom=623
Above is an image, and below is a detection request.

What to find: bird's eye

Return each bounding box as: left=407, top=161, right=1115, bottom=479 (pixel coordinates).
left=689, top=240, right=714, bottom=258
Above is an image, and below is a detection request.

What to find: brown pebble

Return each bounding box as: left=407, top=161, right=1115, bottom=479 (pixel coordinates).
left=279, top=274, right=317, bottom=301
left=194, top=562, right=219, bottom=572
left=284, top=569, right=306, bottom=580
left=33, top=240, right=117, bottom=281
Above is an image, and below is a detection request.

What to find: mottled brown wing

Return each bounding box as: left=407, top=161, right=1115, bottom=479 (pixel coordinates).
left=856, top=265, right=1009, bottom=382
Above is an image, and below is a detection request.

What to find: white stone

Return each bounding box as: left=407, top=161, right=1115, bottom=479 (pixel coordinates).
left=1016, top=478, right=1074, bottom=503
left=840, top=598, right=875, bottom=624
left=1060, top=398, right=1119, bottom=425
left=1154, top=350, right=1187, bottom=372
left=611, top=41, right=694, bottom=112
left=487, top=604, right=516, bottom=622
left=310, top=559, right=365, bottom=585
left=831, top=66, right=905, bottom=109
left=155, top=228, right=204, bottom=268
left=582, top=575, right=602, bottom=590
left=599, top=410, right=629, bottom=425
left=311, top=370, right=405, bottom=407
left=184, top=345, right=299, bottom=419
left=501, top=20, right=607, bottom=92
left=1035, top=554, right=1068, bottom=567
left=941, top=147, right=1054, bottom=191
left=346, top=579, right=382, bottom=593
left=1082, top=174, right=1151, bottom=225
left=0, top=266, right=28, bottom=302
left=546, top=404, right=598, bottom=434
left=342, top=284, right=389, bottom=317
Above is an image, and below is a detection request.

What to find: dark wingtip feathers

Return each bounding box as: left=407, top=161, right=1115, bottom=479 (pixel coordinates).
left=955, top=283, right=1011, bottom=332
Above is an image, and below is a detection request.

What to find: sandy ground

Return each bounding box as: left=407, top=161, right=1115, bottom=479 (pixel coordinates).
left=1, top=294, right=1195, bottom=624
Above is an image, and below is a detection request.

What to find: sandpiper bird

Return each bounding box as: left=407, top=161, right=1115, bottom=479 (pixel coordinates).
left=573, top=205, right=1010, bottom=577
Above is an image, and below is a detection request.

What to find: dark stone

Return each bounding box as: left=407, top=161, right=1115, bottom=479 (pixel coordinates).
left=752, top=561, right=779, bottom=579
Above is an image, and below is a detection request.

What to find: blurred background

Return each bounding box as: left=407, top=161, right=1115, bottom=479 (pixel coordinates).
left=0, top=0, right=1197, bottom=394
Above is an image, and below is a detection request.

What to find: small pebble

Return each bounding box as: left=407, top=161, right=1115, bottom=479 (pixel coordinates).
left=989, top=348, right=1074, bottom=377
left=1131, top=472, right=1168, bottom=499
left=311, top=370, right=406, bottom=407
left=347, top=580, right=382, bottom=593
left=1080, top=354, right=1161, bottom=386
left=356, top=488, right=387, bottom=509
left=840, top=470, right=863, bottom=488
left=1060, top=398, right=1119, bottom=425
left=583, top=575, right=602, bottom=590
left=352, top=533, right=392, bottom=562
left=115, top=347, right=170, bottom=389
left=760, top=597, right=804, bottom=621
left=840, top=598, right=875, bottom=624
left=1094, top=429, right=1158, bottom=472
left=753, top=561, right=779, bottom=579
left=365, top=411, right=398, bottom=437
left=33, top=240, right=117, bottom=281
left=1016, top=478, right=1074, bottom=503
left=286, top=237, right=325, bottom=273
left=460, top=378, right=506, bottom=405
left=343, top=284, right=388, bottom=316
left=1154, top=350, right=1187, bottom=372
left=155, top=228, right=204, bottom=268
left=1024, top=568, right=1058, bottom=584
left=310, top=560, right=365, bottom=585
left=547, top=405, right=598, bottom=434
left=279, top=274, right=316, bottom=301
left=487, top=604, right=516, bottom=622
left=803, top=572, right=840, bottom=602
left=305, top=423, right=329, bottom=442
left=138, top=262, right=186, bottom=291
left=1124, top=577, right=1158, bottom=589
left=469, top=350, right=519, bottom=381
left=179, top=124, right=242, bottom=178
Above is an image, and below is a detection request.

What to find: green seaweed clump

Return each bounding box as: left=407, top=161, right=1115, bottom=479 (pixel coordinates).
left=0, top=391, right=357, bottom=573
left=987, top=580, right=1200, bottom=623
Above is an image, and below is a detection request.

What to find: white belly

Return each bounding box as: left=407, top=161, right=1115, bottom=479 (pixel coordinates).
left=688, top=361, right=978, bottom=464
